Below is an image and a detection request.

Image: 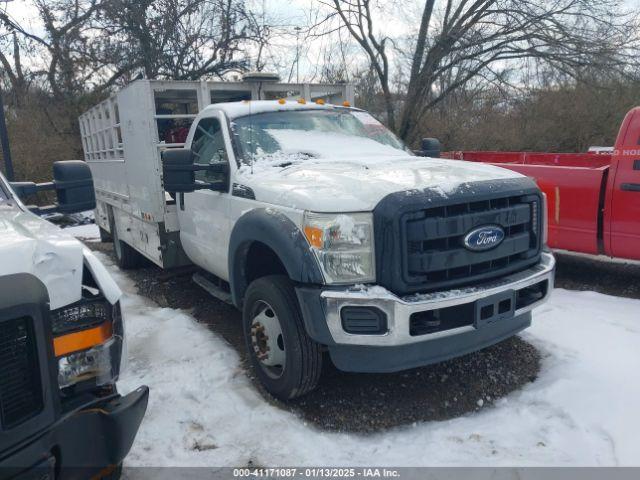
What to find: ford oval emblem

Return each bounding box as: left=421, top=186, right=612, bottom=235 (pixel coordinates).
left=463, top=225, right=505, bottom=251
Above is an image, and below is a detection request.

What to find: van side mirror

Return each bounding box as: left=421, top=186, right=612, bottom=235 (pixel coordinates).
left=53, top=161, right=96, bottom=213
left=162, top=148, right=229, bottom=193
left=416, top=138, right=441, bottom=158
left=10, top=160, right=96, bottom=215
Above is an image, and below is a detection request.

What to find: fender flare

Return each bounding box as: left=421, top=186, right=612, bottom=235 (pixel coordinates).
left=228, top=208, right=324, bottom=307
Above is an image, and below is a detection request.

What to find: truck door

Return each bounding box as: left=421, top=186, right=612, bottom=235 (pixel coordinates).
left=608, top=108, right=640, bottom=260
left=178, top=112, right=233, bottom=279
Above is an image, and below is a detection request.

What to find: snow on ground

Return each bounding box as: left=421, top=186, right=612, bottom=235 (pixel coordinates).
left=93, top=251, right=640, bottom=467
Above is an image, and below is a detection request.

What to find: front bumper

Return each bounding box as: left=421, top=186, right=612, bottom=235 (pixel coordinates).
left=297, top=251, right=555, bottom=372
left=1, top=386, right=149, bottom=479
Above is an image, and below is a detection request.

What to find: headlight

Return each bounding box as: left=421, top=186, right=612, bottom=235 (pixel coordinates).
left=303, top=212, right=375, bottom=284
left=58, top=338, right=119, bottom=389
left=52, top=296, right=123, bottom=389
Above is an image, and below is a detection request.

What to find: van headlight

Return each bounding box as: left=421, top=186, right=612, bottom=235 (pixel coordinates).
left=52, top=296, right=123, bottom=389
left=302, top=212, right=375, bottom=284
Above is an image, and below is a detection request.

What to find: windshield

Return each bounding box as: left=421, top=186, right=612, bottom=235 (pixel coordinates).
left=230, top=109, right=409, bottom=166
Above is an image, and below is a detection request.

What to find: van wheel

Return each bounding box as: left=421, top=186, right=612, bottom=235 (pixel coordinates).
left=111, top=221, right=143, bottom=269
left=99, top=227, right=112, bottom=243
left=243, top=275, right=322, bottom=400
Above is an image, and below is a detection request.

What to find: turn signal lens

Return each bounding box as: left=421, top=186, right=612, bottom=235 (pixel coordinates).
left=304, top=226, right=324, bottom=248
left=54, top=322, right=113, bottom=357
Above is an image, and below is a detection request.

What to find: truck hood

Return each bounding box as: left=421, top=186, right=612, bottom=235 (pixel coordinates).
left=0, top=205, right=121, bottom=310
left=237, top=155, right=523, bottom=212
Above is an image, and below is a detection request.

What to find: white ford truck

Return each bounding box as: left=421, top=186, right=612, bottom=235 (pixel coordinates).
left=82, top=79, right=555, bottom=400
left=0, top=163, right=147, bottom=477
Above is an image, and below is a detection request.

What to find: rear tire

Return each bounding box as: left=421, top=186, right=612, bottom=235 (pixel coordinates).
left=243, top=275, right=322, bottom=400
left=111, top=220, right=143, bottom=269
left=99, top=227, right=112, bottom=243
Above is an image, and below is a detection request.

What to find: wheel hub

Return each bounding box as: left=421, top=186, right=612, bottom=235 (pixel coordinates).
left=251, top=324, right=270, bottom=361
left=250, top=303, right=285, bottom=374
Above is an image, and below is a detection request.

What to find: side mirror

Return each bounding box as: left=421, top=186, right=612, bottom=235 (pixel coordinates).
left=53, top=161, right=96, bottom=214
left=10, top=160, right=96, bottom=215
left=417, top=138, right=441, bottom=158
left=162, top=148, right=228, bottom=193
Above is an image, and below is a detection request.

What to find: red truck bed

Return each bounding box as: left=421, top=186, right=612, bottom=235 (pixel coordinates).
left=443, top=151, right=612, bottom=255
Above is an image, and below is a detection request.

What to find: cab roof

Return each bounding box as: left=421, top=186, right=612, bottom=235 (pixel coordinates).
left=202, top=99, right=355, bottom=120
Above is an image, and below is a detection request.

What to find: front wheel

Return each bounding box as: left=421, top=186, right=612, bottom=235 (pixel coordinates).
left=243, top=276, right=322, bottom=400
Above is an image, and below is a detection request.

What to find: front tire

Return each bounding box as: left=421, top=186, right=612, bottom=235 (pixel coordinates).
left=243, top=276, right=322, bottom=400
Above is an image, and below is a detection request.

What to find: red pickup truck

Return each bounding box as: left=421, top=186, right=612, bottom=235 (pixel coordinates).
left=443, top=107, right=640, bottom=261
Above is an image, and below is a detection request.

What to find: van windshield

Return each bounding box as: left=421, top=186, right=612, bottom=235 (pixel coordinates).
left=230, top=109, right=409, bottom=166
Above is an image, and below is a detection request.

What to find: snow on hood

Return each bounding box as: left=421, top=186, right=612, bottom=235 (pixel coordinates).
left=0, top=205, right=120, bottom=309
left=237, top=155, right=523, bottom=212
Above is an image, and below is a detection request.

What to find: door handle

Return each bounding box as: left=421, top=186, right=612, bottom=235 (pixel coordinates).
left=621, top=183, right=640, bottom=192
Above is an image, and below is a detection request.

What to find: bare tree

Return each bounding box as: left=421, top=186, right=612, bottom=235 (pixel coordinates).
left=0, top=0, right=136, bottom=98
left=1, top=0, right=276, bottom=97
left=315, top=0, right=396, bottom=128
left=317, top=0, right=640, bottom=143
left=0, top=33, right=30, bottom=103
left=101, top=0, right=270, bottom=80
